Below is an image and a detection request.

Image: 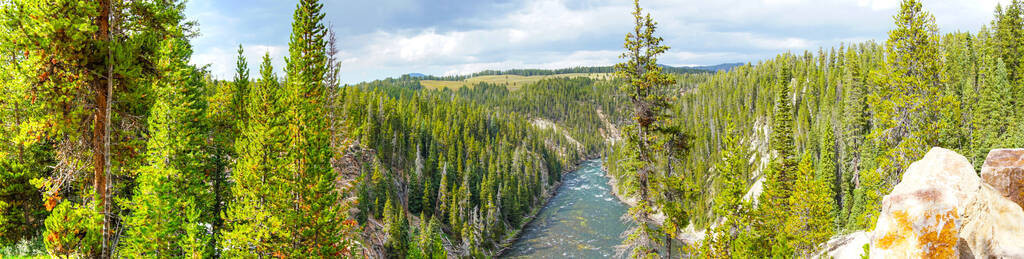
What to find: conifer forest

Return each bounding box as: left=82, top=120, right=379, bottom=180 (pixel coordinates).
left=4, top=0, right=1024, bottom=258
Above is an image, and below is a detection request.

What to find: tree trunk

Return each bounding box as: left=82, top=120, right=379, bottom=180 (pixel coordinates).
left=94, top=0, right=112, bottom=257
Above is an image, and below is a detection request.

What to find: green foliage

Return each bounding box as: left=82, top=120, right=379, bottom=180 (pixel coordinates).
left=232, top=44, right=251, bottom=131
left=1, top=0, right=193, bottom=256
left=785, top=154, right=836, bottom=256
left=668, top=1, right=1022, bottom=255
left=42, top=201, right=102, bottom=257
left=3, top=0, right=1024, bottom=257
left=417, top=216, right=447, bottom=258
left=613, top=1, right=692, bottom=257
left=699, top=117, right=751, bottom=258
left=993, top=0, right=1024, bottom=86
left=269, top=0, right=359, bottom=256
left=384, top=196, right=410, bottom=258
left=339, top=76, right=581, bottom=255
left=818, top=122, right=840, bottom=222
left=754, top=70, right=798, bottom=256
left=0, top=48, right=51, bottom=249
left=120, top=37, right=212, bottom=257
left=857, top=0, right=949, bottom=230
left=712, top=118, right=749, bottom=221
left=223, top=52, right=289, bottom=257
left=971, top=38, right=1013, bottom=168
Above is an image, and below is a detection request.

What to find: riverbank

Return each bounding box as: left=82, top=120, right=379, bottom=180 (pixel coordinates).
left=601, top=161, right=693, bottom=244
left=493, top=157, right=589, bottom=256
left=601, top=162, right=637, bottom=208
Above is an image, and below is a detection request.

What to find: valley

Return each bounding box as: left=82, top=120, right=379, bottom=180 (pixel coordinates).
left=3, top=0, right=1024, bottom=258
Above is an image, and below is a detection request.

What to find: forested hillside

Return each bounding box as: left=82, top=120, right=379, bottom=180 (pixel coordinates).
left=337, top=83, right=585, bottom=257
left=603, top=0, right=1024, bottom=257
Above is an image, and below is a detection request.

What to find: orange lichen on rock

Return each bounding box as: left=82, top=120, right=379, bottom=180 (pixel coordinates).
left=919, top=209, right=959, bottom=258
left=876, top=210, right=912, bottom=249
left=875, top=209, right=959, bottom=258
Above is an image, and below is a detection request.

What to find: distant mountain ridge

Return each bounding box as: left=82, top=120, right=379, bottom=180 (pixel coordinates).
left=684, top=62, right=744, bottom=72
left=401, top=62, right=744, bottom=80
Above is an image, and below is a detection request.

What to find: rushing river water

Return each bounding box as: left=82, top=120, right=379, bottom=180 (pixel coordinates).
left=502, top=159, right=630, bottom=258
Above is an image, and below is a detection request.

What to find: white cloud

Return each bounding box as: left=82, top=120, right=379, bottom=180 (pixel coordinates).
left=763, top=0, right=808, bottom=5
left=186, top=0, right=1014, bottom=84
left=189, top=44, right=287, bottom=80
left=855, top=0, right=900, bottom=10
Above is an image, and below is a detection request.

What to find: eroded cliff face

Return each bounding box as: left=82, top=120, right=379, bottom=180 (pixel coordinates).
left=866, top=148, right=1024, bottom=258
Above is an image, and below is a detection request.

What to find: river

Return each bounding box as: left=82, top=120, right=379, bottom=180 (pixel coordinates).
left=502, top=159, right=630, bottom=258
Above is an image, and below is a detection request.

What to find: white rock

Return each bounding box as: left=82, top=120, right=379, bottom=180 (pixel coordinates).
left=870, top=147, right=975, bottom=258
left=814, top=231, right=870, bottom=259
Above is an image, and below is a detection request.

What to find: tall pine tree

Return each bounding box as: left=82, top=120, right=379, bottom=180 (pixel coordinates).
left=279, top=0, right=356, bottom=256
left=0, top=1, right=191, bottom=256
left=223, top=53, right=288, bottom=257
left=120, top=37, right=212, bottom=257
left=753, top=67, right=798, bottom=257
left=613, top=0, right=683, bottom=256
left=858, top=0, right=948, bottom=228
left=784, top=154, right=836, bottom=256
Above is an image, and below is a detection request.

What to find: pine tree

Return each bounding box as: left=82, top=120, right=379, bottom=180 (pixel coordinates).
left=419, top=216, right=447, bottom=258
left=437, top=165, right=450, bottom=223
left=993, top=0, right=1024, bottom=86
left=233, top=44, right=251, bottom=130
left=754, top=69, right=798, bottom=256
left=0, top=1, right=189, bottom=256
left=703, top=117, right=750, bottom=258
left=450, top=173, right=471, bottom=242
left=0, top=43, right=50, bottom=248
left=278, top=0, right=354, bottom=256
left=870, top=0, right=946, bottom=179
left=818, top=122, right=839, bottom=222
left=785, top=154, right=836, bottom=256
left=223, top=53, right=288, bottom=257
left=860, top=0, right=947, bottom=228
left=972, top=38, right=1012, bottom=168
left=384, top=196, right=410, bottom=258
left=372, top=162, right=389, bottom=218
left=613, top=0, right=684, bottom=256
left=356, top=169, right=373, bottom=224
left=839, top=47, right=868, bottom=227
left=120, top=37, right=211, bottom=257
left=712, top=118, right=749, bottom=220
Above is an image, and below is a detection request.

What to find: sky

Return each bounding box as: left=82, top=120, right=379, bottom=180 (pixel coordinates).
left=185, top=0, right=1009, bottom=85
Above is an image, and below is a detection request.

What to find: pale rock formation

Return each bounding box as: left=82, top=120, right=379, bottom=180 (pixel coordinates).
left=814, top=231, right=870, bottom=259
left=868, top=147, right=1024, bottom=258
left=870, top=147, right=974, bottom=258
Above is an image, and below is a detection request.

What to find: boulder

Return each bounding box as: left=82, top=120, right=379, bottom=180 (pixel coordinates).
left=870, top=147, right=972, bottom=258
left=959, top=183, right=1024, bottom=258
left=869, top=147, right=1024, bottom=258
left=981, top=149, right=1024, bottom=210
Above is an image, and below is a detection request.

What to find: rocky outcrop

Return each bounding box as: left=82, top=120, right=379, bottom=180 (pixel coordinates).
left=959, top=183, right=1024, bottom=258
left=870, top=148, right=969, bottom=258
left=981, top=149, right=1024, bottom=209
left=815, top=231, right=870, bottom=259
left=868, top=147, right=1024, bottom=258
